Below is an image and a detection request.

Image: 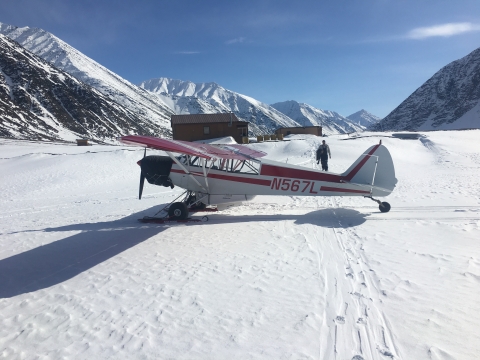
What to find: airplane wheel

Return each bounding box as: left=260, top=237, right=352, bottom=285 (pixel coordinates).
left=168, top=202, right=189, bottom=220
left=379, top=202, right=391, bottom=213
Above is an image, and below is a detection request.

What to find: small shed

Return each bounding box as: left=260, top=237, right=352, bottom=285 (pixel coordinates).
left=275, top=126, right=322, bottom=137
left=171, top=113, right=249, bottom=143
left=76, top=139, right=90, bottom=146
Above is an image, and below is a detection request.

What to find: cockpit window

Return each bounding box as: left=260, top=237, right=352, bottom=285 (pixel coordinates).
left=177, top=155, right=260, bottom=175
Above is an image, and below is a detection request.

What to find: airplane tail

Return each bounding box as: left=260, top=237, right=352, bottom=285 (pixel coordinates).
left=341, top=143, right=397, bottom=197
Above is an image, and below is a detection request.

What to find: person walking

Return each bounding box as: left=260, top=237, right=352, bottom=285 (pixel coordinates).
left=316, top=140, right=331, bottom=171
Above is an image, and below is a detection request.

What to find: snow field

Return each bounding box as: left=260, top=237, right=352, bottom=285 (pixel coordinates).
left=0, top=131, right=479, bottom=359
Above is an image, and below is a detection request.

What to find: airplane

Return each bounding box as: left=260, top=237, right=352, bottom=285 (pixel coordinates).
left=119, top=135, right=397, bottom=221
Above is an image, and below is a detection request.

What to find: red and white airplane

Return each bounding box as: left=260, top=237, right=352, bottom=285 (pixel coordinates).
left=120, top=135, right=397, bottom=220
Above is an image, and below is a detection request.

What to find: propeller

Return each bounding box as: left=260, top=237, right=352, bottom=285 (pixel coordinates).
left=138, top=148, right=146, bottom=200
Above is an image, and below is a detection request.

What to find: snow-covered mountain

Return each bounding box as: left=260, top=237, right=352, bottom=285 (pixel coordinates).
left=0, top=22, right=174, bottom=137
left=347, top=109, right=380, bottom=128
left=0, top=34, right=164, bottom=142
left=0, top=21, right=379, bottom=139
left=139, top=78, right=300, bottom=135
left=270, top=100, right=365, bottom=134
left=370, top=47, right=480, bottom=131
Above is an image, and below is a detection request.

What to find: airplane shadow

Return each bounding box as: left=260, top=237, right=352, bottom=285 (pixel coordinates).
left=0, top=206, right=166, bottom=299
left=0, top=206, right=368, bottom=299
left=199, top=207, right=369, bottom=229
left=295, top=207, right=369, bottom=227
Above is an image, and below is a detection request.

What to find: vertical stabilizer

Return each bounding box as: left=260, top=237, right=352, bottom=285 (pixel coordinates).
left=341, top=144, right=397, bottom=196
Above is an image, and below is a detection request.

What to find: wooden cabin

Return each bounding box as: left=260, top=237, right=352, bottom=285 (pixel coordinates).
left=275, top=126, right=322, bottom=137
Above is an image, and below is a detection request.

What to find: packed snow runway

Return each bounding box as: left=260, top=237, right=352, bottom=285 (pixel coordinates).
left=1, top=131, right=479, bottom=359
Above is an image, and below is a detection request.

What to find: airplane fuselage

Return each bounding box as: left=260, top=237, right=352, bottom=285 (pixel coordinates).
left=169, top=157, right=385, bottom=201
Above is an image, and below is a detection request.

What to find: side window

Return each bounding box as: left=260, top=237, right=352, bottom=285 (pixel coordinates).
left=204, top=126, right=210, bottom=135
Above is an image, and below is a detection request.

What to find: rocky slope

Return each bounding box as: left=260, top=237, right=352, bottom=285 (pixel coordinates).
left=371, top=47, right=480, bottom=131
left=0, top=34, right=164, bottom=142
left=0, top=22, right=173, bottom=137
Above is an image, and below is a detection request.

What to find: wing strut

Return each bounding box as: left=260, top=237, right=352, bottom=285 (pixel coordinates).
left=166, top=151, right=207, bottom=192
left=201, top=158, right=210, bottom=192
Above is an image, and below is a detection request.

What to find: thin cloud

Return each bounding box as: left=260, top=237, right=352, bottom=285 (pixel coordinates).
left=407, top=22, right=480, bottom=39
left=226, top=37, right=246, bottom=45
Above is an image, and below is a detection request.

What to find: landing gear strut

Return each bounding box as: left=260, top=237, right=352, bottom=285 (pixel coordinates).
left=139, top=191, right=215, bottom=223
left=365, top=196, right=391, bottom=213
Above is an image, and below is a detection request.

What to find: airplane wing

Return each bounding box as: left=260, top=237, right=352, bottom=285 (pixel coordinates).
left=119, top=135, right=267, bottom=161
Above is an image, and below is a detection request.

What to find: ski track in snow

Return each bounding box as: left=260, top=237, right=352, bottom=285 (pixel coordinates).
left=1, top=132, right=480, bottom=359
left=289, top=195, right=399, bottom=360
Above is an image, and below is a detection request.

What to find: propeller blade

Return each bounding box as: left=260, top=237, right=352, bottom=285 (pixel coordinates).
left=139, top=172, right=145, bottom=200
left=138, top=149, right=146, bottom=200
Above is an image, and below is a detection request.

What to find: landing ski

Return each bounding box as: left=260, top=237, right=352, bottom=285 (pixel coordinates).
left=138, top=216, right=208, bottom=224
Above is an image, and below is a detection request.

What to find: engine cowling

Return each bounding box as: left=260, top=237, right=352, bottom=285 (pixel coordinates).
left=137, top=156, right=174, bottom=199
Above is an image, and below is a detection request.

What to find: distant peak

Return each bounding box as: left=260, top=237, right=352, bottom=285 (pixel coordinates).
left=0, top=22, right=18, bottom=32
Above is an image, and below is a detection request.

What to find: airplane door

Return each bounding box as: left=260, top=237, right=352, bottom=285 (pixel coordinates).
left=177, top=173, right=189, bottom=188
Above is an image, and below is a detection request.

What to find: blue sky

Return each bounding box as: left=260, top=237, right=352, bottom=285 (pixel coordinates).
left=1, top=0, right=480, bottom=118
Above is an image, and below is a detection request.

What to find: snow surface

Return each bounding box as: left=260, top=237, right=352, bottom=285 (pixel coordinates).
left=1, top=131, right=479, bottom=359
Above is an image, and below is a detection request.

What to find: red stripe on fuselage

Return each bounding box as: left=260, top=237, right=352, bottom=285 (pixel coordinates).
left=260, top=165, right=342, bottom=182
left=320, top=186, right=370, bottom=194
left=207, top=172, right=271, bottom=186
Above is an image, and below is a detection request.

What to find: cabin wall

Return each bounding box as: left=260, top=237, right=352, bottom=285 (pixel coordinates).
left=173, top=122, right=249, bottom=143
left=275, top=126, right=322, bottom=137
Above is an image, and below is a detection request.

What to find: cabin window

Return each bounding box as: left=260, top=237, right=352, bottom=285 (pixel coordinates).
left=178, top=156, right=260, bottom=175
left=237, top=125, right=248, bottom=136
left=204, top=126, right=210, bottom=135
left=220, top=159, right=260, bottom=174
left=188, top=156, right=200, bottom=166
left=176, top=155, right=187, bottom=164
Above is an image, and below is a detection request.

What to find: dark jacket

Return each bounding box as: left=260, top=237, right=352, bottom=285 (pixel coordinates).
left=316, top=144, right=331, bottom=160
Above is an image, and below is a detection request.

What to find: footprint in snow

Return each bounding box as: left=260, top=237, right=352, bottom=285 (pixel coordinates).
left=357, top=317, right=366, bottom=325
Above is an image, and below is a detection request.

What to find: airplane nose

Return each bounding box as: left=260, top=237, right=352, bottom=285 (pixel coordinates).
left=136, top=156, right=174, bottom=198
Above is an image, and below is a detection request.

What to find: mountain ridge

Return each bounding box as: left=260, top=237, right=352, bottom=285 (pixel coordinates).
left=1, top=21, right=379, bottom=140
left=347, top=109, right=380, bottom=128
left=139, top=77, right=301, bottom=135
left=0, top=34, right=165, bottom=142
left=270, top=100, right=366, bottom=134
left=370, top=47, right=480, bottom=131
